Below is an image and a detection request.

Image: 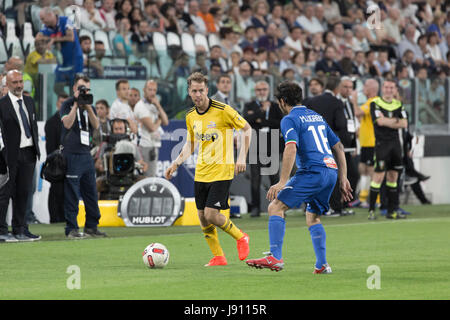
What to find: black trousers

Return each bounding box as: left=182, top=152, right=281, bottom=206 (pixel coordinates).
left=330, top=152, right=359, bottom=211
left=250, top=163, right=279, bottom=212
left=0, top=147, right=36, bottom=234
left=48, top=181, right=65, bottom=223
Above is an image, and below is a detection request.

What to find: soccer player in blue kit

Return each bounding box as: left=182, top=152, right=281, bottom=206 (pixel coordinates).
left=246, top=81, right=353, bottom=274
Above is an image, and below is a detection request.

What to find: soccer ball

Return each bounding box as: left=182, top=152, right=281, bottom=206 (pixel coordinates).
left=142, top=243, right=170, bottom=268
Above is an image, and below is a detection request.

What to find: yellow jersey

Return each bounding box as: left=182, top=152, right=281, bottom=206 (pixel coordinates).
left=359, top=96, right=377, bottom=147
left=24, top=50, right=55, bottom=76
left=186, top=99, right=247, bottom=182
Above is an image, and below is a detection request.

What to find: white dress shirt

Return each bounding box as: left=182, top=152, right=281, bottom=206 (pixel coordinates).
left=8, top=91, right=33, bottom=148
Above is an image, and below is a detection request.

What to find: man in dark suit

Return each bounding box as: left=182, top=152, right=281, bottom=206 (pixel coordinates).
left=210, top=74, right=232, bottom=105
left=0, top=117, right=14, bottom=242
left=0, top=70, right=41, bottom=241
left=303, top=76, right=352, bottom=215
left=243, top=80, right=283, bottom=217
left=44, top=93, right=68, bottom=223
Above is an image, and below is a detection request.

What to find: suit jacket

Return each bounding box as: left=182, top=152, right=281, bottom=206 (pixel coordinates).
left=243, top=100, right=284, bottom=155
left=0, top=117, right=8, bottom=176
left=44, top=111, right=62, bottom=155
left=303, top=92, right=352, bottom=147
left=0, top=93, right=40, bottom=166
left=210, top=92, right=230, bottom=105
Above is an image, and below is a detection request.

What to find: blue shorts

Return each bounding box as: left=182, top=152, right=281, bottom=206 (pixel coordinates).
left=277, top=167, right=337, bottom=215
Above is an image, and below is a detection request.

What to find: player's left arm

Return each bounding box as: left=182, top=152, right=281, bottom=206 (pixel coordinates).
left=52, top=27, right=75, bottom=43
left=331, top=141, right=353, bottom=202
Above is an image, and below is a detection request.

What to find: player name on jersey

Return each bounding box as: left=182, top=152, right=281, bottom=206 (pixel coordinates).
left=298, top=114, right=325, bottom=123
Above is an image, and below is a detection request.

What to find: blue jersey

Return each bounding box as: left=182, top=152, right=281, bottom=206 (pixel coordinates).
left=40, top=16, right=83, bottom=72
left=281, top=106, right=340, bottom=172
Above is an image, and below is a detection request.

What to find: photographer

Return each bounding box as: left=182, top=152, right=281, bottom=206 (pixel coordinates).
left=60, top=74, right=106, bottom=239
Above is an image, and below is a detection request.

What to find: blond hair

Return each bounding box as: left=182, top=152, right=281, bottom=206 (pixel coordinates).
left=187, top=72, right=208, bottom=88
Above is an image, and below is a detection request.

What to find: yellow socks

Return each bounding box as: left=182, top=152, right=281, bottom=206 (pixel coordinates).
left=219, top=217, right=243, bottom=240
left=202, top=224, right=224, bottom=257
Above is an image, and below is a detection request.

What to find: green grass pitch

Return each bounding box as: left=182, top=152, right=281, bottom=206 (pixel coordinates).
left=1, top=204, right=449, bottom=300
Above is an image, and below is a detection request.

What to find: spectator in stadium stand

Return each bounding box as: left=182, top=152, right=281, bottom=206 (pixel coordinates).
left=398, top=24, right=423, bottom=63
left=374, top=50, right=394, bottom=75
left=322, top=0, right=342, bottom=26
left=207, top=45, right=228, bottom=73
left=209, top=7, right=225, bottom=32
left=38, top=7, right=83, bottom=95
left=99, top=0, right=117, bottom=31
left=278, top=46, right=294, bottom=74
left=243, top=80, right=283, bottom=218
left=113, top=17, right=134, bottom=59
left=223, top=2, right=244, bottom=35
left=219, top=27, right=242, bottom=61
left=284, top=26, right=304, bottom=54
left=383, top=7, right=404, bottom=46
left=239, top=26, right=258, bottom=50
left=174, top=0, right=195, bottom=34
left=252, top=48, right=268, bottom=73
left=134, top=79, right=169, bottom=178
left=352, top=25, right=370, bottom=52
left=399, top=49, right=418, bottom=78
left=110, top=79, right=138, bottom=134
left=130, top=7, right=145, bottom=33
left=250, top=0, right=269, bottom=36
left=197, top=0, right=216, bottom=34
left=210, top=74, right=232, bottom=105
left=304, top=77, right=324, bottom=100
left=234, top=60, right=256, bottom=104
left=115, top=0, right=133, bottom=23
left=315, top=45, right=345, bottom=76
left=44, top=93, right=68, bottom=224
left=24, top=37, right=56, bottom=89
left=241, top=46, right=255, bottom=65
left=144, top=1, right=165, bottom=33
left=239, top=4, right=253, bottom=31
left=257, top=22, right=285, bottom=53
left=209, top=62, right=222, bottom=79
left=365, top=50, right=381, bottom=77
left=427, top=32, right=446, bottom=67
left=160, top=2, right=183, bottom=35
left=192, top=50, right=208, bottom=75
left=295, top=3, right=325, bottom=35
left=80, top=36, right=103, bottom=79
left=269, top=2, right=289, bottom=39
left=305, top=49, right=319, bottom=74
left=188, top=0, right=207, bottom=34
left=291, top=51, right=311, bottom=79
left=131, top=20, right=153, bottom=57
left=353, top=51, right=366, bottom=76
left=90, top=41, right=106, bottom=74
left=80, top=0, right=106, bottom=32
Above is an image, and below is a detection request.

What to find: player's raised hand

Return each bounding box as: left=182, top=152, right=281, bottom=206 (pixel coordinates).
left=266, top=182, right=284, bottom=202
left=340, top=178, right=353, bottom=203
left=165, top=163, right=178, bottom=180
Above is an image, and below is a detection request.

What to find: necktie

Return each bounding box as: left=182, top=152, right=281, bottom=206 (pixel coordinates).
left=224, top=97, right=229, bottom=105
left=17, top=99, right=32, bottom=139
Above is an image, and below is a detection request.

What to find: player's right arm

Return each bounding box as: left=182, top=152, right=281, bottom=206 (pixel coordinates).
left=165, top=139, right=196, bottom=180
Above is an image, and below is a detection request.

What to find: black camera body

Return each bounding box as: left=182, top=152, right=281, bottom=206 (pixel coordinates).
left=77, top=85, right=93, bottom=106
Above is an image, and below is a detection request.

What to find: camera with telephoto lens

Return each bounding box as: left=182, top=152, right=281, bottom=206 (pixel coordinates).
left=77, top=85, right=93, bottom=106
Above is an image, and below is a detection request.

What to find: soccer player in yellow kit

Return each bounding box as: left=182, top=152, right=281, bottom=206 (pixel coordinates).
left=165, top=72, right=252, bottom=266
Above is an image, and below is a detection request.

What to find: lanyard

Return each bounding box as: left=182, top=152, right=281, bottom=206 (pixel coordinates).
left=77, top=108, right=89, bottom=131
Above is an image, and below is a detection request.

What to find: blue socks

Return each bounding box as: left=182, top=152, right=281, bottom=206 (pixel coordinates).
left=309, top=224, right=327, bottom=269
left=268, top=215, right=285, bottom=260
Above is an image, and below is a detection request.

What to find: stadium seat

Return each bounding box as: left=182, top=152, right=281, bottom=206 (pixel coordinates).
left=78, top=28, right=95, bottom=52
left=29, top=4, right=42, bottom=33
left=181, top=33, right=196, bottom=68
left=3, top=0, right=13, bottom=11
left=0, top=37, right=8, bottom=63
left=208, top=33, right=220, bottom=48
left=5, top=20, right=24, bottom=58
left=22, top=22, right=35, bottom=56
left=94, top=29, right=113, bottom=56
left=194, top=33, right=209, bottom=53
left=166, top=32, right=181, bottom=47
left=152, top=32, right=167, bottom=52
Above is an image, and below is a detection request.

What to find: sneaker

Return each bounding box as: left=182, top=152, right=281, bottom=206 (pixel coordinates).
left=368, top=210, right=376, bottom=220
left=24, top=228, right=41, bottom=241
left=348, top=199, right=361, bottom=208
left=237, top=232, right=249, bottom=261
left=204, top=256, right=227, bottom=267
left=67, top=229, right=87, bottom=239
left=246, top=252, right=284, bottom=272
left=324, top=209, right=341, bottom=217
left=313, top=263, right=332, bottom=274
left=84, top=228, right=107, bottom=237
left=386, top=211, right=407, bottom=220
left=0, top=233, right=19, bottom=243
left=13, top=233, right=34, bottom=242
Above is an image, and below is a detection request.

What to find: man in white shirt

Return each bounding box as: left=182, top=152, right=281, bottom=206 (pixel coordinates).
left=284, top=26, right=303, bottom=54
left=110, top=79, right=138, bottom=134
left=295, top=4, right=324, bottom=35
left=134, top=80, right=169, bottom=177
left=98, top=0, right=116, bottom=31
left=188, top=0, right=207, bottom=34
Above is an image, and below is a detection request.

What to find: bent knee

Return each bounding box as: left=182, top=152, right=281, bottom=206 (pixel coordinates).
left=268, top=200, right=288, bottom=218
